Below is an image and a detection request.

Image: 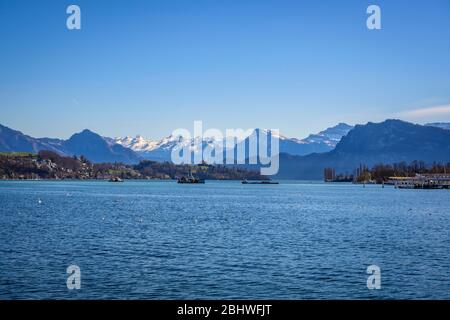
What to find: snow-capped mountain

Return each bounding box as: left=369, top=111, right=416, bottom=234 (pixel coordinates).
left=298, top=123, right=354, bottom=153
left=113, top=123, right=354, bottom=162
left=114, top=134, right=191, bottom=161
left=114, top=135, right=159, bottom=152
left=302, top=123, right=354, bottom=147
left=115, top=134, right=227, bottom=162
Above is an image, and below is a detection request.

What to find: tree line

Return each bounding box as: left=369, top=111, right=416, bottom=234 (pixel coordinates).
left=0, top=150, right=264, bottom=180
left=356, top=161, right=450, bottom=183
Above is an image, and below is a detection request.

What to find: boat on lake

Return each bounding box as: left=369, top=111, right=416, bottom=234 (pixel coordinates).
left=389, top=174, right=450, bottom=189
left=177, top=170, right=205, bottom=184
left=108, top=177, right=123, bottom=182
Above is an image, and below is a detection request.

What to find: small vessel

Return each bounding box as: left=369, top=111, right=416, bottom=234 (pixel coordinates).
left=177, top=170, right=205, bottom=184
left=109, top=177, right=123, bottom=182
left=242, top=179, right=279, bottom=185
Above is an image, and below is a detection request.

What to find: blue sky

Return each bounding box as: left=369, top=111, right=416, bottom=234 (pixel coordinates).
left=1, top=0, right=450, bottom=139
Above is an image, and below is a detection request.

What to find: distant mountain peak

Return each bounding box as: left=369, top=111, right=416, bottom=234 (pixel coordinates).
left=301, top=122, right=353, bottom=147
left=64, top=129, right=140, bottom=163
left=0, top=123, right=65, bottom=154
left=114, top=135, right=159, bottom=153
left=335, top=119, right=450, bottom=154
left=0, top=124, right=141, bottom=164
left=336, top=122, right=353, bottom=128
left=276, top=119, right=450, bottom=180
left=80, top=129, right=96, bottom=135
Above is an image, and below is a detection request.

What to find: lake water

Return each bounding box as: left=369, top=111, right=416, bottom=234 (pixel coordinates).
left=0, top=180, right=449, bottom=299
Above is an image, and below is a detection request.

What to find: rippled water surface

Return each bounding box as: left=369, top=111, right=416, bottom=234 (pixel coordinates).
left=0, top=180, right=449, bottom=299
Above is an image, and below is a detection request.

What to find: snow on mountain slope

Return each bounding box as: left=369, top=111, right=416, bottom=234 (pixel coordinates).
left=113, top=123, right=354, bottom=162
left=301, top=123, right=354, bottom=147
left=114, top=135, right=159, bottom=152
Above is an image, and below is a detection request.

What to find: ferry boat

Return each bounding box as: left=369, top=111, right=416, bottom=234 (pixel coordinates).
left=177, top=170, right=205, bottom=184
left=389, top=174, right=450, bottom=189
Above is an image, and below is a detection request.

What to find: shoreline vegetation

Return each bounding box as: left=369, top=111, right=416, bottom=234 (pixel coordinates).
left=2, top=151, right=449, bottom=184
left=0, top=151, right=265, bottom=181
left=325, top=161, right=450, bottom=184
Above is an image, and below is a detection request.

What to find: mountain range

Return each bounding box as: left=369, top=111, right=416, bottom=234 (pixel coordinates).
left=113, top=122, right=354, bottom=161
left=1, top=121, right=450, bottom=179
left=274, top=120, right=450, bottom=179
left=0, top=122, right=354, bottom=164
left=0, top=124, right=140, bottom=163
left=5, top=122, right=351, bottom=164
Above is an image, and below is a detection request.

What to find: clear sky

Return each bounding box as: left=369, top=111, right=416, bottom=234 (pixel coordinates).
left=1, top=0, right=450, bottom=140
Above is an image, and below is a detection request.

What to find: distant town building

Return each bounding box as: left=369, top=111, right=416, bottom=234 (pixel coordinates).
left=324, top=167, right=335, bottom=182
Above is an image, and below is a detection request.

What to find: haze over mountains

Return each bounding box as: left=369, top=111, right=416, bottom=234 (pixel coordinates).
left=1, top=121, right=450, bottom=179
